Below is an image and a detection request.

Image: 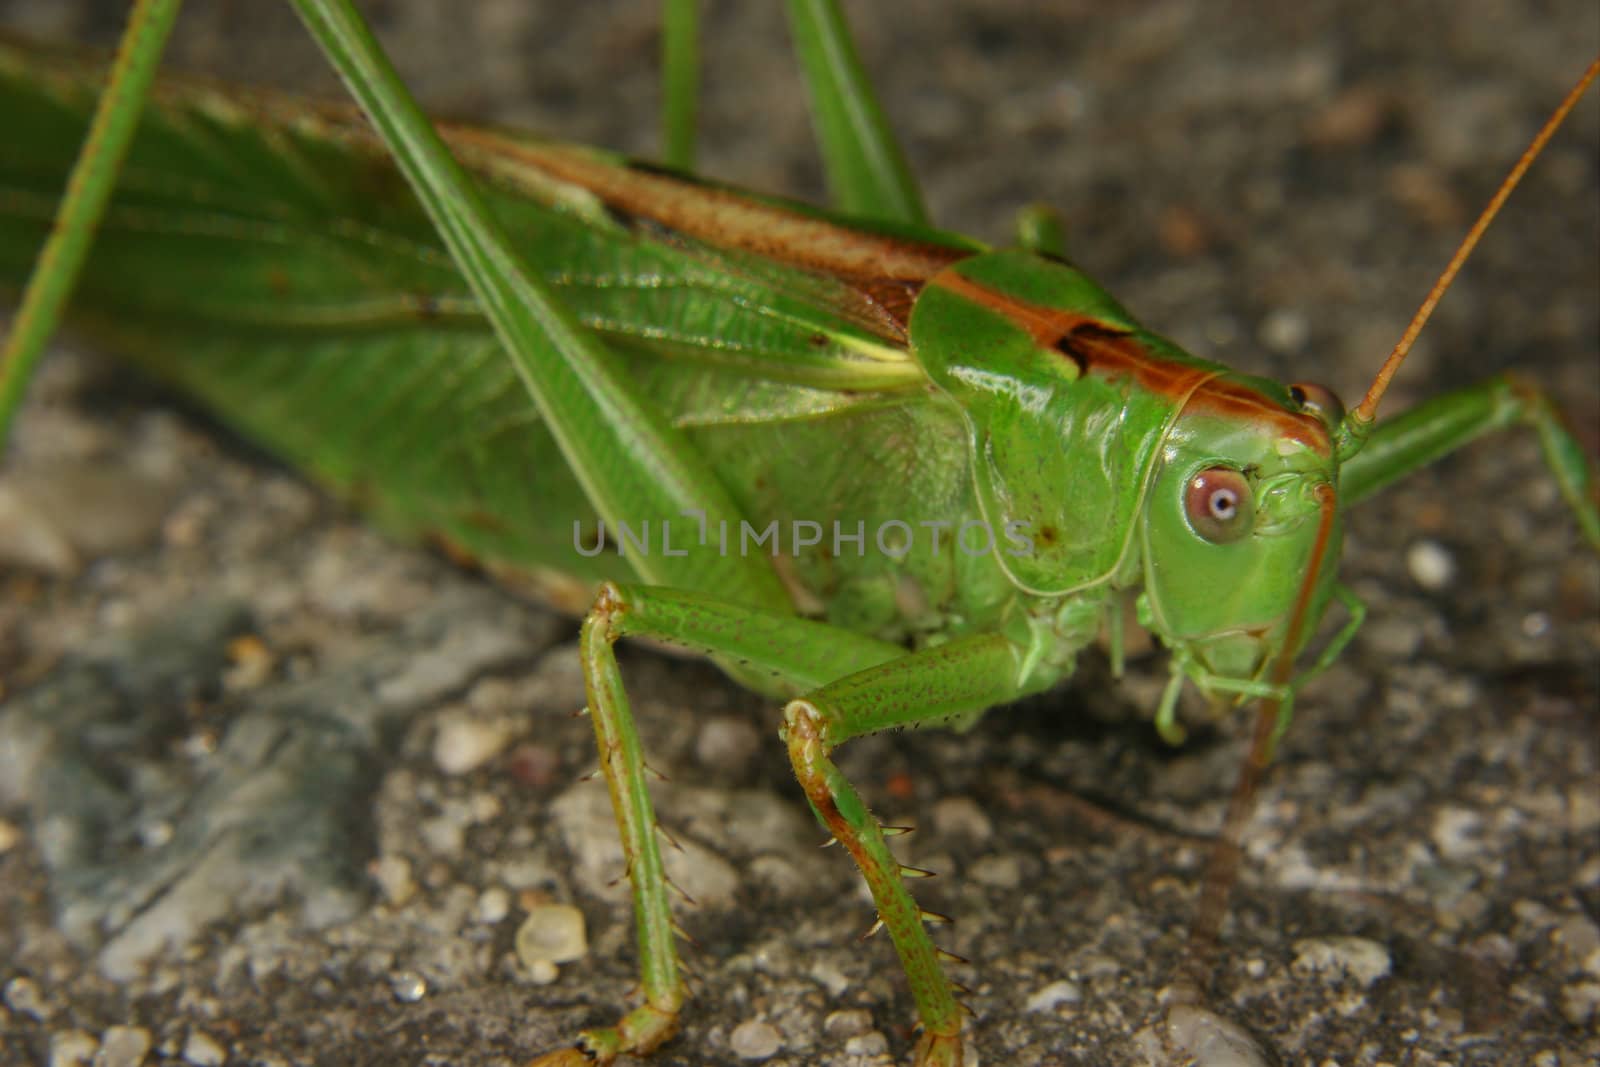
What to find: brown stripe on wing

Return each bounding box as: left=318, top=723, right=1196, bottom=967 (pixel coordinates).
left=930, top=272, right=1332, bottom=455
left=442, top=128, right=970, bottom=340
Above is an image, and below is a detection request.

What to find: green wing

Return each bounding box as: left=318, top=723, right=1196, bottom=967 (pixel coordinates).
left=0, top=38, right=980, bottom=594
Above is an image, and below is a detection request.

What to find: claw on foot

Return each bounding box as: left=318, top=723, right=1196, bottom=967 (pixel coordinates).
left=528, top=1002, right=680, bottom=1067
left=913, top=1030, right=964, bottom=1067
left=525, top=1051, right=594, bottom=1067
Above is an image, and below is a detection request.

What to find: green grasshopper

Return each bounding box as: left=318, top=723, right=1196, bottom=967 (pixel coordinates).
left=1, top=2, right=1596, bottom=1065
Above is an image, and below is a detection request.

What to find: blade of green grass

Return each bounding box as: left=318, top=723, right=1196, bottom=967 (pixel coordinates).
left=784, top=0, right=926, bottom=224
left=661, top=0, right=699, bottom=169
left=0, top=0, right=185, bottom=450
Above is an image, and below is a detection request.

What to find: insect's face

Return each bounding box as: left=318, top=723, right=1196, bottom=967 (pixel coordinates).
left=1138, top=384, right=1344, bottom=694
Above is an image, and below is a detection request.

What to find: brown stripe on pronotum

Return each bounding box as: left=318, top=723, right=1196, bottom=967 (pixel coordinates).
left=930, top=270, right=1335, bottom=454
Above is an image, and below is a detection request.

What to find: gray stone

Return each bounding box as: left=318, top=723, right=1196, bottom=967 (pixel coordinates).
left=179, top=1031, right=227, bottom=1067
left=47, top=1030, right=97, bottom=1067
left=1291, top=936, right=1393, bottom=988
left=1, top=589, right=547, bottom=980
left=728, top=1019, right=783, bottom=1060
left=94, top=1025, right=152, bottom=1067
left=514, top=905, right=588, bottom=968
left=3, top=975, right=48, bottom=1020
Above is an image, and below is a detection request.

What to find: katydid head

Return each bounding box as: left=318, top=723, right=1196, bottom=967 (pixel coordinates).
left=1147, top=55, right=1599, bottom=735
left=910, top=249, right=1349, bottom=729
left=911, top=40, right=1588, bottom=737
left=1137, top=380, right=1344, bottom=729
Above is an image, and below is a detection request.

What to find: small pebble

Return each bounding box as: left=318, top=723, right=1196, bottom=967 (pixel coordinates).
left=180, top=1030, right=227, bottom=1067
left=498, top=856, right=557, bottom=891
left=970, top=853, right=1022, bottom=889
left=1258, top=308, right=1310, bottom=355
left=369, top=855, right=416, bottom=906
left=467, top=676, right=517, bottom=713
left=390, top=970, right=428, bottom=1003
left=1554, top=914, right=1600, bottom=975
left=1077, top=953, right=1122, bottom=980
left=0, top=817, right=20, bottom=853
left=809, top=962, right=850, bottom=998
left=469, top=792, right=503, bottom=823
left=1291, top=936, right=1392, bottom=987
left=822, top=1008, right=872, bottom=1038
left=515, top=904, right=589, bottom=968
left=694, top=715, right=762, bottom=773
left=1561, top=980, right=1600, bottom=1026
left=843, top=1031, right=889, bottom=1057
left=178, top=730, right=218, bottom=759
left=47, top=1029, right=97, bottom=1067
left=222, top=634, right=275, bottom=690
left=1157, top=1003, right=1272, bottom=1067
left=0, top=481, right=77, bottom=573
left=1406, top=539, right=1456, bottom=592
left=1430, top=807, right=1484, bottom=862
left=433, top=711, right=515, bottom=776
left=931, top=796, right=993, bottom=843
left=1388, top=162, right=1464, bottom=227
left=748, top=855, right=806, bottom=898
left=1306, top=85, right=1391, bottom=148
left=0, top=465, right=175, bottom=574
left=96, top=1025, right=153, bottom=1067
left=1362, top=616, right=1423, bottom=660
left=728, top=1019, right=783, bottom=1060
left=1025, top=979, right=1082, bottom=1013
left=4, top=975, right=48, bottom=1021
left=137, top=820, right=174, bottom=850
left=419, top=814, right=465, bottom=857
left=375, top=623, right=528, bottom=707
left=476, top=886, right=511, bottom=924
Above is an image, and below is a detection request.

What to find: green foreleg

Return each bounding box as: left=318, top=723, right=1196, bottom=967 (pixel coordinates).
left=551, top=584, right=1048, bottom=1066
left=1159, top=583, right=1365, bottom=748
left=1340, top=372, right=1599, bottom=548
left=783, top=633, right=1051, bottom=1067
left=555, top=582, right=909, bottom=1063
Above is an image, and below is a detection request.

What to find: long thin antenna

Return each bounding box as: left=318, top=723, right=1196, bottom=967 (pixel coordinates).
left=1182, top=484, right=1339, bottom=984
left=1349, top=56, right=1600, bottom=431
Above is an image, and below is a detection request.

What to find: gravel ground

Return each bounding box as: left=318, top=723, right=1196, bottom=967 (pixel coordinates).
left=1, top=3, right=1597, bottom=1067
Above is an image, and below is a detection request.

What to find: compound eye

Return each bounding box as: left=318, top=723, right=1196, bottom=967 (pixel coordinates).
left=1185, top=467, right=1254, bottom=543
left=1288, top=382, right=1345, bottom=430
